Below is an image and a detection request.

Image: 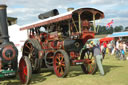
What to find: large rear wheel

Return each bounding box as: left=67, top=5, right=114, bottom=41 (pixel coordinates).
left=81, top=48, right=98, bottom=74
left=23, top=39, right=42, bottom=73
left=19, top=56, right=32, bottom=84
left=53, top=50, right=70, bottom=77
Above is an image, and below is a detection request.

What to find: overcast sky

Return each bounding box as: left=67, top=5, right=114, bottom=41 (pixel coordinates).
left=0, top=0, right=128, bottom=27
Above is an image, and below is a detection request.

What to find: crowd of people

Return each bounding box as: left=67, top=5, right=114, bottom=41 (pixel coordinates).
left=100, top=38, right=128, bottom=60
left=84, top=38, right=128, bottom=76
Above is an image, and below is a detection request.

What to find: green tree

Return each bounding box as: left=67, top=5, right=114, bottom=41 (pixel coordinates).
left=125, top=26, right=128, bottom=31
left=114, top=25, right=123, bottom=32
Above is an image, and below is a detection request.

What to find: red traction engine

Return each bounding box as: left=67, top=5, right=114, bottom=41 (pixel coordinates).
left=20, top=8, right=104, bottom=77
left=0, top=4, right=32, bottom=84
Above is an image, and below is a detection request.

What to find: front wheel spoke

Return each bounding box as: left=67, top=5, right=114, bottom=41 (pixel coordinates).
left=88, top=64, right=92, bottom=73
left=56, top=62, right=59, bottom=65
left=61, top=62, right=65, bottom=67
left=56, top=65, right=60, bottom=69
left=61, top=63, right=65, bottom=67
left=60, top=66, right=64, bottom=74
left=56, top=56, right=61, bottom=61
left=91, top=59, right=95, bottom=64
left=60, top=56, right=64, bottom=62
left=57, top=67, right=60, bottom=72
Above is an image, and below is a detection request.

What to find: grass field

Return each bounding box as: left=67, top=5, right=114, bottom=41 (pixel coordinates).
left=0, top=54, right=128, bottom=85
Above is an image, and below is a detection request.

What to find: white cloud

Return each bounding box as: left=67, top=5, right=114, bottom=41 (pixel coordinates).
left=1, top=0, right=127, bottom=27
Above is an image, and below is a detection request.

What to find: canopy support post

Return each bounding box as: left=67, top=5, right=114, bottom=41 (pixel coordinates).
left=93, top=14, right=96, bottom=32
left=78, top=14, right=81, bottom=33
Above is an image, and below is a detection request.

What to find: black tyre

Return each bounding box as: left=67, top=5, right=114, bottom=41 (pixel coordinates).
left=53, top=50, right=70, bottom=77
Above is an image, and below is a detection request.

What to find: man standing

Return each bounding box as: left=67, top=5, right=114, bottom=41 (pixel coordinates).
left=93, top=42, right=105, bottom=76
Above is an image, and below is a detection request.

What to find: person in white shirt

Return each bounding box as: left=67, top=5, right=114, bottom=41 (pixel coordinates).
left=123, top=41, right=127, bottom=52
left=116, top=39, right=120, bottom=50
left=100, top=44, right=104, bottom=52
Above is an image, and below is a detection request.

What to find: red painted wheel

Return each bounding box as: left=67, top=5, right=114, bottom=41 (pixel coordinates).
left=53, top=50, right=70, bottom=77
left=23, top=39, right=42, bottom=73
left=19, top=56, right=32, bottom=84
left=81, top=48, right=98, bottom=74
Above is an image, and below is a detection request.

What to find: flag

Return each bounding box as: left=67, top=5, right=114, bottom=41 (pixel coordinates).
left=106, top=19, right=114, bottom=28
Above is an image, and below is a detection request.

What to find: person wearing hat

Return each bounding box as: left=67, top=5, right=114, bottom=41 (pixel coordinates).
left=88, top=41, right=94, bottom=48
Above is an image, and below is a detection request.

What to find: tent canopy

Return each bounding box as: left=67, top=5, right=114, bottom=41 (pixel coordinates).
left=107, top=32, right=128, bottom=37
left=87, top=38, right=101, bottom=45
left=100, top=37, right=113, bottom=44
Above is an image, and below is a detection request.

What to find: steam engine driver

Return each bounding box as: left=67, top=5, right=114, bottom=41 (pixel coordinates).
left=82, top=19, right=90, bottom=31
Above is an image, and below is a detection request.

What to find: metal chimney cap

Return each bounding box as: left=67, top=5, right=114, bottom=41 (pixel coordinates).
left=67, top=8, right=74, bottom=12
left=0, top=4, right=7, bottom=9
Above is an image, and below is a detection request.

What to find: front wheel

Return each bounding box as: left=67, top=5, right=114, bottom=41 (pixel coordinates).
left=80, top=48, right=98, bottom=74
left=53, top=50, right=70, bottom=77
left=19, top=56, right=32, bottom=84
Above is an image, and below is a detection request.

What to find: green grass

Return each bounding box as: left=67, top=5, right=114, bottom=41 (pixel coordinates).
left=0, top=54, right=128, bottom=85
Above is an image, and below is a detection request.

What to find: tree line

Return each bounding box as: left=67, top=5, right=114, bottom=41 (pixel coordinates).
left=90, top=25, right=128, bottom=35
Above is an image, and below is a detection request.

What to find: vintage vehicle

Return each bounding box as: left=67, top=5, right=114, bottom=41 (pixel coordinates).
left=20, top=8, right=104, bottom=77
left=0, top=4, right=32, bottom=84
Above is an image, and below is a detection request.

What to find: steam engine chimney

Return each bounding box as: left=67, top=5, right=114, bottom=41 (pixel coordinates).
left=0, top=4, right=9, bottom=43
left=38, top=9, right=59, bottom=20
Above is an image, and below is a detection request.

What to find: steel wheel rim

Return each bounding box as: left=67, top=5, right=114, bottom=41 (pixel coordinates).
left=54, top=52, right=66, bottom=77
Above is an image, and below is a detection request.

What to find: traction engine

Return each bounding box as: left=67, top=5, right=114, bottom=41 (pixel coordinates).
left=0, top=4, right=32, bottom=84
left=21, top=8, right=104, bottom=77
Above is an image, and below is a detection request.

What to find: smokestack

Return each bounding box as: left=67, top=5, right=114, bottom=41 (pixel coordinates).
left=38, top=9, right=59, bottom=20
left=0, top=4, right=9, bottom=43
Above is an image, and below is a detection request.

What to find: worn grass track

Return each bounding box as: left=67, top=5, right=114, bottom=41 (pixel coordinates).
left=0, top=54, right=128, bottom=85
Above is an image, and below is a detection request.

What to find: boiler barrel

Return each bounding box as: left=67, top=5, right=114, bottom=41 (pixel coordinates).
left=64, top=39, right=83, bottom=52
